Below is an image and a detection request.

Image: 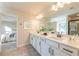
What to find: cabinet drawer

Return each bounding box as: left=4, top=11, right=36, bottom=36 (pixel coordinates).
left=60, top=44, right=78, bottom=56
left=49, top=47, right=69, bottom=56
left=46, top=39, right=59, bottom=48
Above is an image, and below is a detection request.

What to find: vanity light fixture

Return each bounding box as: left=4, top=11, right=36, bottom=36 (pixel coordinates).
left=56, top=2, right=64, bottom=8
left=51, top=2, right=71, bottom=11
left=35, top=2, right=72, bottom=20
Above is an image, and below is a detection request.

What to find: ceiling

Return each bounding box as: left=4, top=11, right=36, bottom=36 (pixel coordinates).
left=1, top=2, right=79, bottom=21
left=4, top=2, right=53, bottom=19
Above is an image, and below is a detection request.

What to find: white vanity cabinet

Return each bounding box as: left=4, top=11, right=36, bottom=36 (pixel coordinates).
left=36, top=36, right=41, bottom=54
left=46, top=39, right=59, bottom=48
left=30, top=34, right=41, bottom=54
left=30, top=34, right=50, bottom=55
left=48, top=46, right=69, bottom=56
left=60, top=44, right=79, bottom=56
left=0, top=42, right=1, bottom=53
left=33, top=35, right=38, bottom=49
left=30, top=34, right=33, bottom=45
left=30, top=34, right=37, bottom=49
left=46, top=39, right=69, bottom=56
left=40, top=37, right=50, bottom=56
left=29, top=33, right=79, bottom=56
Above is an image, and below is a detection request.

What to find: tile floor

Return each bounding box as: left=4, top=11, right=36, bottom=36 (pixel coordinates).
left=0, top=45, right=40, bottom=56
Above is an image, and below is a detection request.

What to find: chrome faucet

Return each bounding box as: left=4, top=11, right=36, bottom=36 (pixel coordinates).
left=69, top=36, right=75, bottom=40
left=57, top=32, right=62, bottom=37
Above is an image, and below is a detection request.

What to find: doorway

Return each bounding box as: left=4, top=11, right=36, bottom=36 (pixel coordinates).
left=1, top=16, right=17, bottom=51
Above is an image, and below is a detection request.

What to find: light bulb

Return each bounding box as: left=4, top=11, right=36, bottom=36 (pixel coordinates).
left=57, top=2, right=64, bottom=8
left=51, top=5, right=58, bottom=11
left=66, top=2, right=71, bottom=4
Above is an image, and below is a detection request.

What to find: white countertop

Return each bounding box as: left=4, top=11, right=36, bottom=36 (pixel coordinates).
left=30, top=32, right=79, bottom=50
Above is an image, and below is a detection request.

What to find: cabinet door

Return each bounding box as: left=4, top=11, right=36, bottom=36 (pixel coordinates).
left=0, top=41, right=1, bottom=53
left=60, top=44, right=78, bottom=56
left=32, top=35, right=37, bottom=49
left=40, top=38, right=50, bottom=56
left=49, top=47, right=69, bottom=56
left=30, top=34, right=33, bottom=45
left=36, top=37, right=41, bottom=54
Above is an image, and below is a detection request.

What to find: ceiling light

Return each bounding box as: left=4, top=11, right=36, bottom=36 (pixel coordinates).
left=61, top=0, right=71, bottom=4
left=66, top=2, right=71, bottom=4
left=57, top=2, right=64, bottom=8
left=51, top=5, right=58, bottom=11
left=36, top=14, right=43, bottom=19
left=50, top=1, right=71, bottom=13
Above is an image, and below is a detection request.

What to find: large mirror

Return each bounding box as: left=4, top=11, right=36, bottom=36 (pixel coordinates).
left=68, top=13, right=79, bottom=35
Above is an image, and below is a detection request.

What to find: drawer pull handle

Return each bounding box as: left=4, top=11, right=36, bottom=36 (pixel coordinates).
left=63, top=48, right=73, bottom=53
left=49, top=47, right=54, bottom=55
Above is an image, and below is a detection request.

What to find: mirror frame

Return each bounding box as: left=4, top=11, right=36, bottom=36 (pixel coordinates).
left=68, top=19, right=79, bottom=35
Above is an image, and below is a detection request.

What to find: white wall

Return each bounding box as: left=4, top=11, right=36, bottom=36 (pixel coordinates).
left=50, top=8, right=79, bottom=34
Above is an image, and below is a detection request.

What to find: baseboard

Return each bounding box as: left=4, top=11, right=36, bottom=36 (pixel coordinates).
left=17, top=43, right=30, bottom=48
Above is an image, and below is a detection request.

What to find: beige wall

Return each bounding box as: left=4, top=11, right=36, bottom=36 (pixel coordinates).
left=16, top=12, right=49, bottom=48
left=16, top=14, right=43, bottom=47
left=17, top=15, right=30, bottom=47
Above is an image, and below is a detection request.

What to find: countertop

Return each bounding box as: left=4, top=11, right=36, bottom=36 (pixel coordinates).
left=30, top=32, right=79, bottom=50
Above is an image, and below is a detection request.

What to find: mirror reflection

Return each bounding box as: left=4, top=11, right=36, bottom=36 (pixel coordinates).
left=68, top=13, right=79, bottom=35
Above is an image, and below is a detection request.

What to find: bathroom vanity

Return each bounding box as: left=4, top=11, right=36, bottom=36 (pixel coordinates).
left=0, top=41, right=1, bottom=54
left=29, top=33, right=79, bottom=56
